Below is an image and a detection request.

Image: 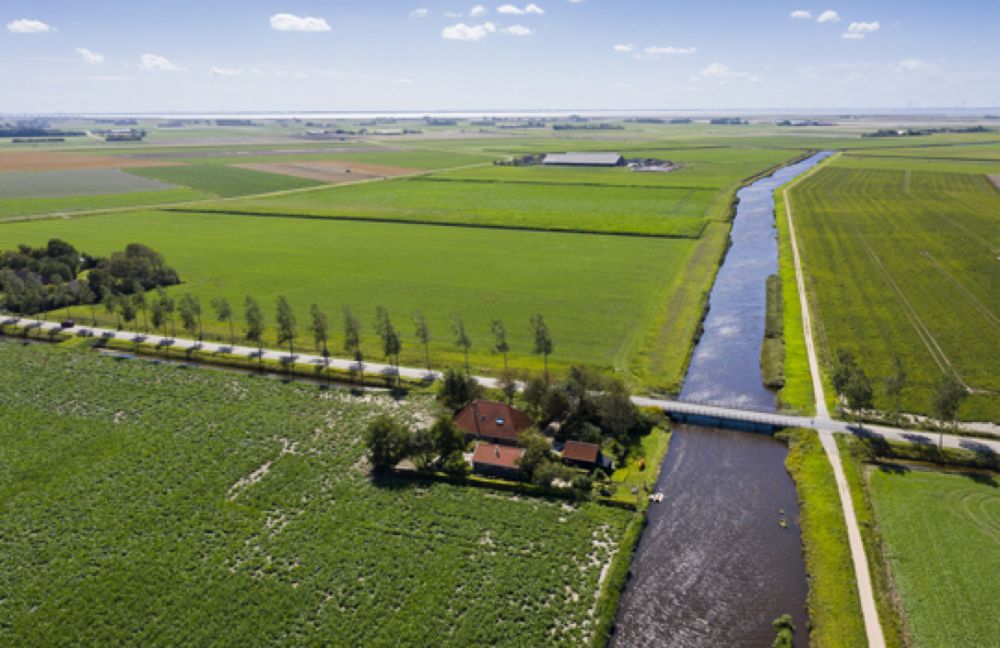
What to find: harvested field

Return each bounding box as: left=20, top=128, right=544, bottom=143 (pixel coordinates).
left=0, top=151, right=176, bottom=173
left=990, top=175, right=1000, bottom=191
left=237, top=160, right=417, bottom=184
left=0, top=168, right=174, bottom=198
left=118, top=146, right=400, bottom=160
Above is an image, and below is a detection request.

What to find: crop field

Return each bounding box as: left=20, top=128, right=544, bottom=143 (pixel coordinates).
left=0, top=187, right=211, bottom=221
left=0, top=168, right=176, bottom=198
left=0, top=150, right=177, bottom=172
left=0, top=209, right=698, bottom=386
left=789, top=163, right=1000, bottom=421
left=125, top=164, right=325, bottom=197
left=0, top=341, right=631, bottom=645
left=868, top=467, right=1000, bottom=647
left=186, top=177, right=712, bottom=237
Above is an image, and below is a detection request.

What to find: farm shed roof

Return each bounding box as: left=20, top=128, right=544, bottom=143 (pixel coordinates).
left=542, top=152, right=623, bottom=166
left=562, top=440, right=600, bottom=464
left=454, top=400, right=535, bottom=443
left=472, top=443, right=525, bottom=469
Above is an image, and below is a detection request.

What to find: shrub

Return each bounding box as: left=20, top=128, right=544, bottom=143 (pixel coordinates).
left=436, top=367, right=482, bottom=411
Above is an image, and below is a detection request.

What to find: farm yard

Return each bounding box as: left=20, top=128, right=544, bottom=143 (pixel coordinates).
left=0, top=340, right=631, bottom=646
left=868, top=467, right=1000, bottom=647
left=788, top=158, right=1000, bottom=422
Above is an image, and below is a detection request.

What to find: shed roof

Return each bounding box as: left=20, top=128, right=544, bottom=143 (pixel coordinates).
left=472, top=443, right=525, bottom=469
left=542, top=152, right=623, bottom=166
left=562, top=440, right=600, bottom=464
left=454, top=400, right=534, bottom=443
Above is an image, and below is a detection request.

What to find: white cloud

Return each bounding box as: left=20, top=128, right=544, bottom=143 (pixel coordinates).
left=76, top=48, right=105, bottom=65
left=444, top=11, right=463, bottom=17
left=698, top=62, right=759, bottom=82
left=442, top=21, right=496, bottom=41
left=497, top=4, right=524, bottom=14
left=503, top=24, right=533, bottom=36
left=395, top=77, right=415, bottom=85
left=7, top=18, right=54, bottom=33
left=525, top=3, right=545, bottom=14
left=568, top=0, right=584, bottom=3
left=86, top=75, right=132, bottom=82
left=893, top=58, right=935, bottom=73
left=209, top=67, right=243, bottom=77
left=470, top=4, right=488, bottom=16
left=139, top=53, right=183, bottom=72
left=269, top=13, right=331, bottom=32
left=816, top=10, right=840, bottom=23
left=410, top=8, right=429, bottom=18
left=613, top=44, right=634, bottom=53
left=790, top=10, right=812, bottom=20
left=842, top=21, right=879, bottom=39
left=644, top=45, right=696, bottom=56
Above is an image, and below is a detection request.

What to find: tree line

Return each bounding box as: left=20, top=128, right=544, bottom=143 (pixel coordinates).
left=832, top=349, right=968, bottom=446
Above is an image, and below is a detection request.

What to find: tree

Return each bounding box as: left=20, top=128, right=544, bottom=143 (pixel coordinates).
left=430, top=416, right=466, bottom=467
left=131, top=285, right=148, bottom=333
left=364, top=415, right=410, bottom=472
left=491, top=319, right=510, bottom=371
left=309, top=304, right=330, bottom=382
left=844, top=366, right=874, bottom=422
left=275, top=295, right=297, bottom=375
left=412, top=310, right=431, bottom=371
left=212, top=297, right=235, bottom=346
left=408, top=427, right=437, bottom=471
left=452, top=313, right=471, bottom=374
left=103, top=292, right=121, bottom=329
left=56, top=282, right=76, bottom=320
left=831, top=349, right=857, bottom=400
left=884, top=356, right=907, bottom=425
left=244, top=295, right=265, bottom=371
left=178, top=294, right=202, bottom=343
left=118, top=294, right=138, bottom=333
left=498, top=368, right=518, bottom=405
left=375, top=306, right=401, bottom=385
left=78, top=282, right=97, bottom=325
left=522, top=375, right=550, bottom=418
left=530, top=314, right=553, bottom=382
left=517, top=429, right=553, bottom=480
left=151, top=298, right=165, bottom=334
left=343, top=305, right=364, bottom=384
left=437, top=367, right=483, bottom=411
left=932, top=374, right=967, bottom=448
left=156, top=288, right=176, bottom=338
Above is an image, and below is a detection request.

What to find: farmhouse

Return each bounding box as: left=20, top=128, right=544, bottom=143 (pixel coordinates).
left=454, top=400, right=535, bottom=445
left=472, top=443, right=525, bottom=479
left=542, top=152, right=624, bottom=167
left=560, top=440, right=611, bottom=471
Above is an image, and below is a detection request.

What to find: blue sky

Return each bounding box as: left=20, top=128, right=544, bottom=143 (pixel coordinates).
left=2, top=0, right=998, bottom=112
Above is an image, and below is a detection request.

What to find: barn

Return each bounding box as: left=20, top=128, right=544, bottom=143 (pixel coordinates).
left=541, top=152, right=624, bottom=167
left=471, top=443, right=526, bottom=479
left=453, top=400, right=535, bottom=446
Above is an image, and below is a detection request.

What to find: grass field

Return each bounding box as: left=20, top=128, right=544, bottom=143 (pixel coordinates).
left=789, top=163, right=1000, bottom=422
left=0, top=168, right=174, bottom=198
left=0, top=340, right=631, bottom=646
left=0, top=187, right=211, bottom=221
left=780, top=429, right=866, bottom=647
left=126, top=163, right=325, bottom=197
left=868, top=467, right=1000, bottom=647
left=0, top=209, right=700, bottom=387
left=186, top=176, right=712, bottom=237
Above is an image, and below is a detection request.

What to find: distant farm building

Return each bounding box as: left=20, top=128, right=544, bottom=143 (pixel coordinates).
left=560, top=440, right=612, bottom=471
left=542, top=152, right=624, bottom=167
left=454, top=400, right=534, bottom=446
left=471, top=443, right=525, bottom=479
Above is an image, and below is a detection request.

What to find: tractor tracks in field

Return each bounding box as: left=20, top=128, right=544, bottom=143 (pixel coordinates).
left=919, top=250, right=1000, bottom=333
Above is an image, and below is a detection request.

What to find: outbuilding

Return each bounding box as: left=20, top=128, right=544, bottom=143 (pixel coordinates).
left=472, top=443, right=526, bottom=479
left=542, top=152, right=624, bottom=167
left=561, top=440, right=612, bottom=471
left=454, top=400, right=535, bottom=446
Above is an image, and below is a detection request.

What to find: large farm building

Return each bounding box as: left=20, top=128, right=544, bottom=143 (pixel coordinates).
left=542, top=152, right=624, bottom=166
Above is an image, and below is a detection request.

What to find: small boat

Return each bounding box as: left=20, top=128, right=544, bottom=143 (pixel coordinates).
left=779, top=518, right=787, bottom=528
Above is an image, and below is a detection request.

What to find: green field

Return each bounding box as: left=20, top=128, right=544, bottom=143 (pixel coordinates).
left=126, top=164, right=325, bottom=197
left=789, top=162, right=1000, bottom=422
left=868, top=467, right=1000, bottom=647
left=0, top=187, right=211, bottom=221
left=0, top=340, right=630, bottom=645
left=187, top=176, right=712, bottom=237
left=0, top=209, right=699, bottom=387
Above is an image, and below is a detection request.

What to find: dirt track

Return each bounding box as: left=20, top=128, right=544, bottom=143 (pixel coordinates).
left=0, top=151, right=175, bottom=173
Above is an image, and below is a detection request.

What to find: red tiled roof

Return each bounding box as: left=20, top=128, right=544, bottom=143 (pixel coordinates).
left=562, top=440, right=600, bottom=464
left=454, top=400, right=535, bottom=443
left=472, top=443, right=525, bottom=469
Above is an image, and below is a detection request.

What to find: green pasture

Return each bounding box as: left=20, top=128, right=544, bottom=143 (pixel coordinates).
left=869, top=467, right=1000, bottom=647
left=0, top=209, right=700, bottom=386
left=0, top=341, right=630, bottom=646
left=0, top=187, right=210, bottom=221
left=789, top=165, right=1000, bottom=422
left=186, top=176, right=712, bottom=237
left=126, top=164, right=324, bottom=197
left=833, top=154, right=1000, bottom=174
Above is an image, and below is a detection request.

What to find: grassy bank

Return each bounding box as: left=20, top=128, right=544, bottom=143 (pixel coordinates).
left=778, top=428, right=866, bottom=647
left=762, top=274, right=786, bottom=389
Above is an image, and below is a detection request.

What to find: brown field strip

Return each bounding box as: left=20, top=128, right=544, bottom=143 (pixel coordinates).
left=236, top=160, right=417, bottom=184
left=989, top=175, right=1000, bottom=191
left=0, top=151, right=177, bottom=173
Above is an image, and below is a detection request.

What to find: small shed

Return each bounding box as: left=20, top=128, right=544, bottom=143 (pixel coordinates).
left=561, top=440, right=611, bottom=471
left=454, top=400, right=535, bottom=446
left=542, top=152, right=624, bottom=167
left=472, top=443, right=526, bottom=479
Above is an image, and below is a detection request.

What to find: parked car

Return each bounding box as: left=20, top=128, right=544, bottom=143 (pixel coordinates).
left=60, top=319, right=75, bottom=329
